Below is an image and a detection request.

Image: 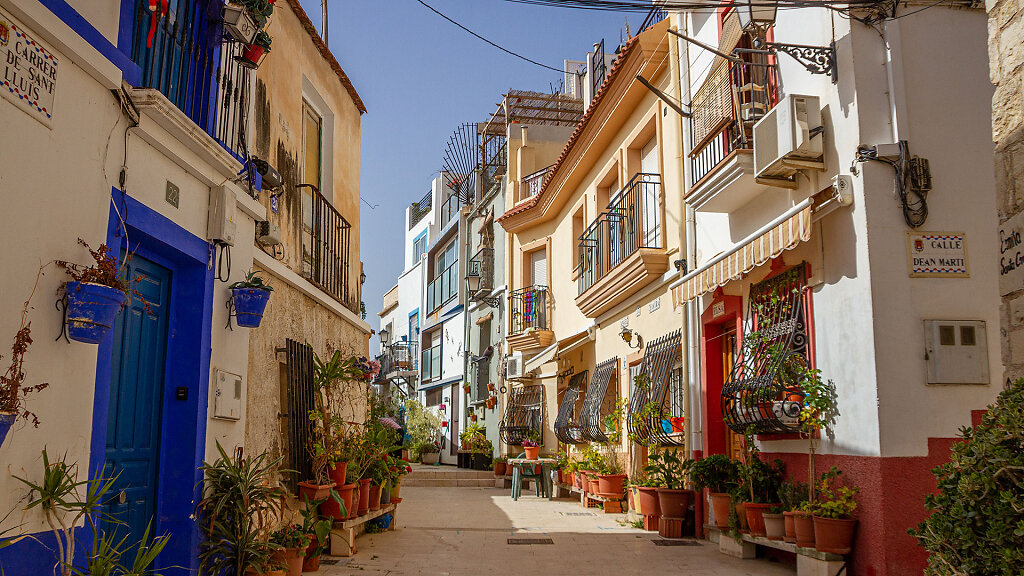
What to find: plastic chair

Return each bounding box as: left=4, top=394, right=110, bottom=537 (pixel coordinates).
left=510, top=452, right=545, bottom=500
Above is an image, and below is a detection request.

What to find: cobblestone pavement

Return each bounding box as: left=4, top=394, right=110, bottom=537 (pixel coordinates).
left=319, top=485, right=793, bottom=576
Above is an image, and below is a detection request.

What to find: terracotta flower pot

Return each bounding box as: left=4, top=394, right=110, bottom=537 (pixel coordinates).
left=709, top=492, right=732, bottom=529
left=494, top=461, right=507, bottom=476
left=813, top=516, right=857, bottom=554
left=656, top=488, right=694, bottom=519
left=302, top=541, right=321, bottom=572
left=357, top=479, right=371, bottom=516
left=391, top=477, right=403, bottom=501
left=783, top=511, right=797, bottom=542
left=524, top=446, right=540, bottom=460
left=597, top=474, right=627, bottom=497
left=573, top=472, right=582, bottom=489
left=327, top=461, right=348, bottom=487
left=588, top=479, right=600, bottom=494
left=735, top=501, right=748, bottom=532
left=298, top=481, right=336, bottom=503
left=319, top=481, right=355, bottom=521
left=369, top=484, right=382, bottom=511
left=763, top=513, right=786, bottom=540
left=636, top=487, right=661, bottom=531
left=793, top=511, right=815, bottom=548
left=744, top=502, right=775, bottom=537
left=271, top=547, right=303, bottom=576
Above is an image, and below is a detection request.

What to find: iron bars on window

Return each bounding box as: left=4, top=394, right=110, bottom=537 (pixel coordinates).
left=721, top=263, right=809, bottom=435
left=304, top=186, right=354, bottom=312
left=578, top=358, right=619, bottom=443
left=285, top=339, right=315, bottom=493
left=499, top=385, right=544, bottom=447
left=554, top=371, right=589, bottom=445
left=626, top=331, right=684, bottom=447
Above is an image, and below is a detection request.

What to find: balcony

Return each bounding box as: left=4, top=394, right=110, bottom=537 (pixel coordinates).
left=127, top=0, right=251, bottom=162
left=440, top=192, right=462, bottom=228
left=426, top=260, right=459, bottom=314
left=375, top=341, right=419, bottom=383
left=522, top=165, right=552, bottom=200
left=467, top=247, right=494, bottom=297
left=687, top=53, right=779, bottom=211
left=302, top=186, right=356, bottom=312
left=409, top=191, right=431, bottom=230
left=508, top=286, right=553, bottom=351
left=575, top=173, right=668, bottom=318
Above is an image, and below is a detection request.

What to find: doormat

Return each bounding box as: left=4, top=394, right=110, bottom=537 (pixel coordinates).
left=319, top=558, right=351, bottom=565
left=508, top=538, right=554, bottom=545
left=652, top=539, right=702, bottom=546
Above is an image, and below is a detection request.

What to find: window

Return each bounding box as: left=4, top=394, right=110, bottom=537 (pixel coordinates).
left=301, top=102, right=322, bottom=275
left=529, top=249, right=547, bottom=287
left=426, top=387, right=442, bottom=407
left=640, top=137, right=661, bottom=247
left=413, top=234, right=427, bottom=262
left=428, top=238, right=459, bottom=311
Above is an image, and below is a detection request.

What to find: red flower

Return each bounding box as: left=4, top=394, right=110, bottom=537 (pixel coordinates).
left=406, top=466, right=412, bottom=472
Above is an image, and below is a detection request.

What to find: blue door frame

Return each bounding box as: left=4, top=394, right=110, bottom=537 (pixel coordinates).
left=91, top=189, right=214, bottom=574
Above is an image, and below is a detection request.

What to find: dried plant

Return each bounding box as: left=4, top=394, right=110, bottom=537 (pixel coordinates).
left=0, top=264, right=50, bottom=426
left=57, top=239, right=132, bottom=294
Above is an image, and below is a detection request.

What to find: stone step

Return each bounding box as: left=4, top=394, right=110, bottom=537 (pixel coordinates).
left=401, top=478, right=497, bottom=487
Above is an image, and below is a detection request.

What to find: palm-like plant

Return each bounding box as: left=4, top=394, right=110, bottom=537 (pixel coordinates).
left=196, top=443, right=285, bottom=576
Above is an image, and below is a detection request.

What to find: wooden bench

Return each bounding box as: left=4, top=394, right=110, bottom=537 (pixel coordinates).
left=329, top=503, right=398, bottom=557
left=560, top=483, right=625, bottom=513
left=707, top=526, right=846, bottom=576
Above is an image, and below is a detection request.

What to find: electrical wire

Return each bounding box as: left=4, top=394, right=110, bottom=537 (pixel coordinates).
left=414, top=0, right=565, bottom=73
left=854, top=141, right=927, bottom=227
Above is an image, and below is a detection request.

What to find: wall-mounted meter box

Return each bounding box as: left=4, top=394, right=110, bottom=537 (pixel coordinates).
left=213, top=369, right=243, bottom=420
left=924, top=320, right=989, bottom=384
left=207, top=186, right=237, bottom=246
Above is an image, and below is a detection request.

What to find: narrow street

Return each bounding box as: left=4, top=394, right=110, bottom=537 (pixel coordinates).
left=321, top=468, right=792, bottom=576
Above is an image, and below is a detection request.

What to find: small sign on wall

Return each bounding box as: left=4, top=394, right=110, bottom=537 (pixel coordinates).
left=0, top=7, right=58, bottom=127
left=906, top=231, right=969, bottom=278
left=999, top=212, right=1024, bottom=295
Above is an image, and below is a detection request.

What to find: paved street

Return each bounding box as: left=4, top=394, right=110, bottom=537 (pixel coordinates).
left=320, top=484, right=793, bottom=576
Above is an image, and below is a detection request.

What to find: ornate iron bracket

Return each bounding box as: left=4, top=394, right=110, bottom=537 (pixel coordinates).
left=55, top=293, right=70, bottom=343
left=761, top=41, right=837, bottom=83
left=471, top=293, right=502, bottom=308
left=225, top=297, right=236, bottom=331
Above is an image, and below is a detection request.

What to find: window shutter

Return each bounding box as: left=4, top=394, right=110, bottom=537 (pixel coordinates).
left=285, top=339, right=316, bottom=492
left=531, top=250, right=548, bottom=287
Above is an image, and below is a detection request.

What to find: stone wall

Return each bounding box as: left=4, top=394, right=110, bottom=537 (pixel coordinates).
left=991, top=0, right=1024, bottom=382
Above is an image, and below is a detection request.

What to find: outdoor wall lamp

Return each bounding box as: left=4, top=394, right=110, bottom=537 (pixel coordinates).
left=735, top=0, right=838, bottom=83
left=379, top=327, right=390, bottom=345
left=360, top=270, right=367, bottom=285
left=466, top=273, right=500, bottom=308
left=620, top=327, right=643, bottom=350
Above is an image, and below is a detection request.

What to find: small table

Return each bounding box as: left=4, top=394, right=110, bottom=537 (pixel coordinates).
left=507, top=457, right=557, bottom=500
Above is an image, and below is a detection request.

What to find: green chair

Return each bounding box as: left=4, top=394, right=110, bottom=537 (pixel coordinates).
left=510, top=452, right=545, bottom=500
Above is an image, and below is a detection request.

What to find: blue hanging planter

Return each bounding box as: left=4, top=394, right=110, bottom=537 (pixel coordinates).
left=65, top=281, right=128, bottom=344
left=0, top=412, right=15, bottom=448
left=232, top=287, right=271, bottom=328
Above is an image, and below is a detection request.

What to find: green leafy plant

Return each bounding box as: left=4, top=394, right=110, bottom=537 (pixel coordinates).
left=299, top=497, right=333, bottom=559
left=909, top=379, right=1024, bottom=575
left=253, top=30, right=272, bottom=51
left=798, top=367, right=838, bottom=503
left=404, top=398, right=442, bottom=449
left=196, top=443, right=285, bottom=576
left=738, top=457, right=785, bottom=504
left=778, top=479, right=809, bottom=511
left=270, top=524, right=307, bottom=553
left=228, top=269, right=274, bottom=292
left=643, top=450, right=690, bottom=489
left=687, top=454, right=739, bottom=494
left=13, top=448, right=169, bottom=576
left=810, top=467, right=858, bottom=519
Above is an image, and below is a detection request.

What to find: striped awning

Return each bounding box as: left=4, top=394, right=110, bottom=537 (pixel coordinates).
left=672, top=204, right=812, bottom=305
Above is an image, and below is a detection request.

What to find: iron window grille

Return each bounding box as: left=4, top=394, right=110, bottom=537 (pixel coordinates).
left=626, top=331, right=685, bottom=447
left=285, top=339, right=316, bottom=492
left=721, top=263, right=810, bottom=434
left=499, top=385, right=544, bottom=446
left=302, top=186, right=354, bottom=312
left=555, top=371, right=590, bottom=445
left=509, top=286, right=549, bottom=336
left=578, top=358, right=619, bottom=443
left=591, top=40, right=607, bottom=98
left=577, top=173, right=663, bottom=295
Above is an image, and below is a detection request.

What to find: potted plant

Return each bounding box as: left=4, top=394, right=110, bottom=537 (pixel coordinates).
left=229, top=269, right=274, bottom=327
left=763, top=504, right=787, bottom=541
left=241, top=30, right=272, bottom=68
left=60, top=241, right=133, bottom=343
left=631, top=472, right=662, bottom=531
left=299, top=497, right=332, bottom=572
left=197, top=443, right=285, bottom=576
left=687, top=454, right=739, bottom=530
left=522, top=429, right=541, bottom=460
left=0, top=267, right=49, bottom=445
left=811, top=467, right=858, bottom=554
left=492, top=455, right=507, bottom=477
left=778, top=479, right=809, bottom=543
left=644, top=450, right=694, bottom=538
left=463, top=382, right=472, bottom=394
left=739, top=454, right=785, bottom=537
left=794, top=365, right=839, bottom=548
left=270, top=524, right=306, bottom=576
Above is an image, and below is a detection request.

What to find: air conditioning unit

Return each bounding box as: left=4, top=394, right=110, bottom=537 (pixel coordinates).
left=753, top=94, right=824, bottom=180
left=506, top=352, right=524, bottom=380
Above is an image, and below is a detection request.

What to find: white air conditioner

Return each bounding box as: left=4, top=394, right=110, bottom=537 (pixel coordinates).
left=753, top=94, right=824, bottom=180
left=506, top=352, right=524, bottom=380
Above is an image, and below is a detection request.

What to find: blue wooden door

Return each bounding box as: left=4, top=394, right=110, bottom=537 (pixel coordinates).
left=103, top=255, right=171, bottom=544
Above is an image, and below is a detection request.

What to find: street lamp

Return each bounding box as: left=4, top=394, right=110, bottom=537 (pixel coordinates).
left=379, top=327, right=390, bottom=345
left=734, top=0, right=838, bottom=83
left=466, top=271, right=500, bottom=308
left=620, top=327, right=644, bottom=350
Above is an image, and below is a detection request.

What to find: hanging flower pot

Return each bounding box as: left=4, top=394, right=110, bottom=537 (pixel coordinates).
left=65, top=281, right=127, bottom=344
left=0, top=412, right=16, bottom=448
left=487, top=382, right=495, bottom=392
left=239, top=30, right=272, bottom=69
left=232, top=287, right=271, bottom=327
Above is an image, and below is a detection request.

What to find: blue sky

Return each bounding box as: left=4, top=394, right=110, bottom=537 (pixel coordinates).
left=295, top=0, right=642, bottom=350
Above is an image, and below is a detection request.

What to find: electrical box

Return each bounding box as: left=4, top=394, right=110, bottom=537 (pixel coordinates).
left=207, top=186, right=237, bottom=246
left=924, top=320, right=989, bottom=385
left=213, top=369, right=243, bottom=420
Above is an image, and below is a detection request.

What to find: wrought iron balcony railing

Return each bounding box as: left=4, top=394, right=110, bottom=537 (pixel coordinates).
left=375, top=341, right=419, bottom=382
left=689, top=52, right=779, bottom=186
left=409, top=191, right=432, bottom=229
left=577, top=173, right=663, bottom=295
left=302, top=186, right=355, bottom=311
left=638, top=6, right=668, bottom=33
left=522, top=165, right=553, bottom=199
left=128, top=0, right=251, bottom=162
left=509, top=286, right=548, bottom=336
left=467, top=247, right=494, bottom=296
